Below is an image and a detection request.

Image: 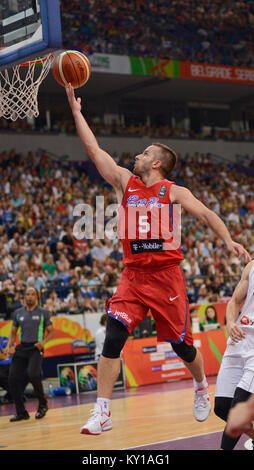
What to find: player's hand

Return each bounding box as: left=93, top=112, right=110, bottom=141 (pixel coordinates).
left=226, top=241, right=251, bottom=263
left=226, top=401, right=254, bottom=437
left=35, top=342, right=44, bottom=352
left=65, top=83, right=81, bottom=114
left=227, top=321, right=246, bottom=343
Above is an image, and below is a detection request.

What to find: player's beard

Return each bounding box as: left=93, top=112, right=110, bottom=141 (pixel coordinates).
left=133, top=164, right=140, bottom=176
left=133, top=160, right=151, bottom=177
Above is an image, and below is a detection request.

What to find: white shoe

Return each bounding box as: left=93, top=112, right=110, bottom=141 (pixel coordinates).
left=80, top=403, right=112, bottom=435
left=193, top=387, right=211, bottom=422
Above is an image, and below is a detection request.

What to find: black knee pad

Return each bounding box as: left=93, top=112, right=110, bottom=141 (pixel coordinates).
left=102, top=316, right=129, bottom=359
left=171, top=341, right=197, bottom=363
left=214, top=397, right=233, bottom=422
left=231, top=387, right=251, bottom=407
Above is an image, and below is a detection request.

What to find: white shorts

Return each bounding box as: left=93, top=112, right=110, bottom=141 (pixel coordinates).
left=215, top=332, right=254, bottom=398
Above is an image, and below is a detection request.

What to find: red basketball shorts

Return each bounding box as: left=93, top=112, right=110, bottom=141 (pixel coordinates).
left=105, top=264, right=193, bottom=345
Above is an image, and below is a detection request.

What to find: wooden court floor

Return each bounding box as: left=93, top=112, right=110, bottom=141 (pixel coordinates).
left=0, top=382, right=225, bottom=450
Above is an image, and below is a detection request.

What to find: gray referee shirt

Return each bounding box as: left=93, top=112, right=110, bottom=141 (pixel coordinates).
left=12, top=306, right=52, bottom=343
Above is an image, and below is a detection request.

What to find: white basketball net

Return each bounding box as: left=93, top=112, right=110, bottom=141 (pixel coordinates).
left=0, top=52, right=54, bottom=121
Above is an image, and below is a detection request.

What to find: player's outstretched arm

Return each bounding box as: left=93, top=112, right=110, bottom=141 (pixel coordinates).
left=226, top=395, right=254, bottom=437
left=226, top=261, right=254, bottom=342
left=171, top=185, right=251, bottom=263
left=65, top=83, right=131, bottom=191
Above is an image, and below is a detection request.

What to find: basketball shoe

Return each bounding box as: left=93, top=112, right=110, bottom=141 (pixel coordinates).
left=80, top=403, right=112, bottom=435
left=193, top=387, right=211, bottom=422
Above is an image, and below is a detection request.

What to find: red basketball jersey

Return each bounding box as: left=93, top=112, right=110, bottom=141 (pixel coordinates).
left=117, top=175, right=183, bottom=268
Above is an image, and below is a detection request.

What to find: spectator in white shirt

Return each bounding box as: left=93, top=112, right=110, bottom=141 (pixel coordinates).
left=95, top=314, right=107, bottom=361
left=227, top=208, right=240, bottom=224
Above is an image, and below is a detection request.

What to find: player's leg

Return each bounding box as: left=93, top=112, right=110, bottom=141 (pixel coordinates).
left=80, top=270, right=148, bottom=435
left=240, top=358, right=254, bottom=450
left=214, top=352, right=254, bottom=449
left=220, top=387, right=254, bottom=450
left=149, top=265, right=210, bottom=421
left=214, top=354, right=242, bottom=422
left=171, top=341, right=211, bottom=421
left=179, top=346, right=204, bottom=382
left=97, top=315, right=129, bottom=399
left=214, top=353, right=242, bottom=449
left=225, top=355, right=254, bottom=448
left=80, top=316, right=129, bottom=435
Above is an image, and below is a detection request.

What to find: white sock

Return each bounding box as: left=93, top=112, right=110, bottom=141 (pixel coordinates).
left=97, top=397, right=110, bottom=414
left=194, top=376, right=208, bottom=391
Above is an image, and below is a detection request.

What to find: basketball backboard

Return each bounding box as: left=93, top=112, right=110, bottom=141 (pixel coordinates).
left=0, top=0, right=62, bottom=69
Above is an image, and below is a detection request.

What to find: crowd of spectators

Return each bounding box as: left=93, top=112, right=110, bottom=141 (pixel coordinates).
left=61, top=0, right=254, bottom=67
left=1, top=117, right=254, bottom=144
left=0, top=147, right=253, bottom=321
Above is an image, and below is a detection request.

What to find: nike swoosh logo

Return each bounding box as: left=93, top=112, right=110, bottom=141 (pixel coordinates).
left=169, top=295, right=179, bottom=301
left=101, top=418, right=110, bottom=427
left=128, top=188, right=140, bottom=192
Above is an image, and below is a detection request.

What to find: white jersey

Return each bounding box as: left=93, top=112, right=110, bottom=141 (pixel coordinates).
left=236, top=263, right=254, bottom=331
left=215, top=262, right=254, bottom=398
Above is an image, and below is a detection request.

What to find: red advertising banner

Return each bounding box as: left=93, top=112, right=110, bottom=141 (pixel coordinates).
left=180, top=62, right=254, bottom=85
left=122, top=329, right=228, bottom=388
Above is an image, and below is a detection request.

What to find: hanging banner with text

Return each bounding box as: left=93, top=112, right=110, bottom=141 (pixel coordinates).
left=180, top=62, right=254, bottom=85
left=87, top=53, right=254, bottom=85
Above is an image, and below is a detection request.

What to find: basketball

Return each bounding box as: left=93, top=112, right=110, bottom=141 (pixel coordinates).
left=53, top=50, right=91, bottom=89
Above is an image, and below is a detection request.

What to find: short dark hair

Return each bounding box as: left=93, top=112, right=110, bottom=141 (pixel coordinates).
left=100, top=314, right=107, bottom=326
left=152, top=142, right=178, bottom=177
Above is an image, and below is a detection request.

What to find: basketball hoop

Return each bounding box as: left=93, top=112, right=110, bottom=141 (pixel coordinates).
left=0, top=52, right=54, bottom=121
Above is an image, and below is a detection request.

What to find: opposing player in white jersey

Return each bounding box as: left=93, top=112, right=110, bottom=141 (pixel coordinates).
left=214, top=260, right=254, bottom=450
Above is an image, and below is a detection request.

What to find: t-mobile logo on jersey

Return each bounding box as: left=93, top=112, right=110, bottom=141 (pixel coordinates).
left=130, top=239, right=164, bottom=254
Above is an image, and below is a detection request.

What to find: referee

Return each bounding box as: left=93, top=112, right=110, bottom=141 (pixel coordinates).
left=5, top=287, right=54, bottom=422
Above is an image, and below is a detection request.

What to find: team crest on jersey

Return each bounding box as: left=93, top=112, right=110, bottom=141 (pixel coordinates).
left=158, top=185, right=167, bottom=198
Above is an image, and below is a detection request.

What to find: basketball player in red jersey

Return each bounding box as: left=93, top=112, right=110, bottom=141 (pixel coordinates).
left=65, top=84, right=251, bottom=435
